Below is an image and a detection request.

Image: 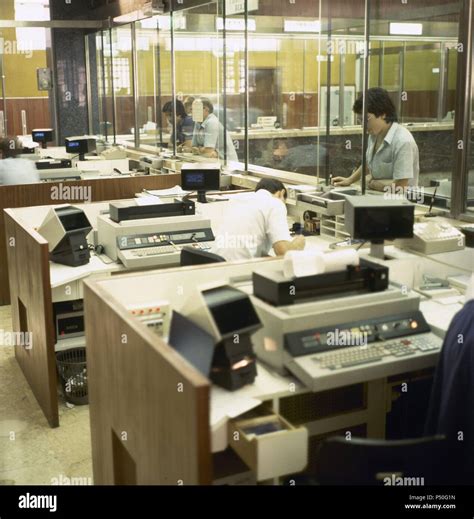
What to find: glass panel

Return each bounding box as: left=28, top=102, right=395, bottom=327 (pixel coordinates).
left=468, top=54, right=474, bottom=214
left=136, top=18, right=159, bottom=151
left=322, top=1, right=366, bottom=188
left=1, top=25, right=51, bottom=138
left=102, top=30, right=115, bottom=142
left=86, top=31, right=102, bottom=138
left=111, top=24, right=135, bottom=146
left=220, top=0, right=246, bottom=167
left=403, top=41, right=442, bottom=123
left=156, top=14, right=172, bottom=151
left=246, top=1, right=324, bottom=179
left=172, top=1, right=226, bottom=166
left=368, top=1, right=461, bottom=199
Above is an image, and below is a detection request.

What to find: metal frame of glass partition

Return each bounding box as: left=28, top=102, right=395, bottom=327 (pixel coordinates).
left=85, top=0, right=474, bottom=221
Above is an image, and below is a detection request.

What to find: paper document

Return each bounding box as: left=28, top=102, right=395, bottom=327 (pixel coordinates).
left=142, top=185, right=188, bottom=197
left=136, top=196, right=162, bottom=206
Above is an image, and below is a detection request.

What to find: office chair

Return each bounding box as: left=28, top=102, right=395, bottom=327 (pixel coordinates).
left=313, top=435, right=455, bottom=485
left=180, top=246, right=226, bottom=266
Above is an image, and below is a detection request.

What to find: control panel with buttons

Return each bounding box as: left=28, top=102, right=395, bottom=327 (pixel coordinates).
left=127, top=300, right=171, bottom=338
left=284, top=310, right=432, bottom=358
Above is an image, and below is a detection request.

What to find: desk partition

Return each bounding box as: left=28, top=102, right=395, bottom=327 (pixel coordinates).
left=84, top=278, right=212, bottom=484
left=0, top=174, right=181, bottom=305
left=4, top=209, right=58, bottom=427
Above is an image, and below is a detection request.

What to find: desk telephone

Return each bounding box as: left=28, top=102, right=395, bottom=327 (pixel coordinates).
left=398, top=222, right=465, bottom=254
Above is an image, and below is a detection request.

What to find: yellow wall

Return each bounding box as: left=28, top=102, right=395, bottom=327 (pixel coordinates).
left=2, top=28, right=48, bottom=98
left=128, top=36, right=457, bottom=98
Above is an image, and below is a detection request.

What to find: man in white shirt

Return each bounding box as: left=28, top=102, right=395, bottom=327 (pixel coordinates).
left=0, top=137, right=39, bottom=185
left=212, top=178, right=305, bottom=261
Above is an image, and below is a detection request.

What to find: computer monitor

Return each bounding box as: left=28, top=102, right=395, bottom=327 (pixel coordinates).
left=202, top=285, right=261, bottom=339
left=32, top=129, right=54, bottom=149
left=180, top=246, right=226, bottom=266
left=65, top=136, right=97, bottom=161
left=38, top=206, right=92, bottom=267
left=181, top=168, right=220, bottom=203
left=168, top=311, right=215, bottom=377
left=345, top=195, right=414, bottom=259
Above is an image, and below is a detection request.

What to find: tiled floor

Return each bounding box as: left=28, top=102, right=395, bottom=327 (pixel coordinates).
left=0, top=306, right=93, bottom=485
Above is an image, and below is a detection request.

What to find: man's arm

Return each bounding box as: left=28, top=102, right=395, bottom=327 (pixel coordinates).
left=267, top=203, right=306, bottom=256
left=332, top=165, right=363, bottom=186
left=273, top=236, right=306, bottom=256
left=368, top=177, right=409, bottom=192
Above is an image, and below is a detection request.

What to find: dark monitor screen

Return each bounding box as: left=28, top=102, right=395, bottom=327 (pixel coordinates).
left=181, top=169, right=220, bottom=191
left=32, top=129, right=53, bottom=143
left=353, top=206, right=414, bottom=240
left=202, top=286, right=261, bottom=337
left=56, top=207, right=92, bottom=232
left=168, top=311, right=215, bottom=377
left=65, top=138, right=96, bottom=155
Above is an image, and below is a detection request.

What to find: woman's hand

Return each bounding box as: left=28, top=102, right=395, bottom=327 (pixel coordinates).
left=331, top=176, right=352, bottom=187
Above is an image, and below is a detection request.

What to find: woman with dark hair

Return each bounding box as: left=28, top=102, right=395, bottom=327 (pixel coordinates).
left=162, top=99, right=194, bottom=148
left=332, top=87, right=419, bottom=191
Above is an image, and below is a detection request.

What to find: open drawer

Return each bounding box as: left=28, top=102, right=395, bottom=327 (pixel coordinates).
left=228, top=414, right=308, bottom=481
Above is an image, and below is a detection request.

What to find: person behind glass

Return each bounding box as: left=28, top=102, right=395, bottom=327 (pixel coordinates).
left=0, top=137, right=39, bottom=185
left=332, top=87, right=419, bottom=191
left=183, top=96, right=195, bottom=116
left=188, top=98, right=239, bottom=162
left=162, top=100, right=194, bottom=150
left=272, top=138, right=327, bottom=174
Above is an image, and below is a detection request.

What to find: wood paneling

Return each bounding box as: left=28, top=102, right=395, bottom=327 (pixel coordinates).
left=4, top=98, right=51, bottom=136
left=4, top=210, right=58, bottom=427
left=84, top=279, right=212, bottom=484
left=0, top=174, right=181, bottom=305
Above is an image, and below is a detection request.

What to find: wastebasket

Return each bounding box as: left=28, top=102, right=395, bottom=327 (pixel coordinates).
left=56, top=347, right=88, bottom=405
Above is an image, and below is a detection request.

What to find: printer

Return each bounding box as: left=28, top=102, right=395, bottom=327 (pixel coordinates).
left=97, top=200, right=215, bottom=269
left=249, top=258, right=442, bottom=391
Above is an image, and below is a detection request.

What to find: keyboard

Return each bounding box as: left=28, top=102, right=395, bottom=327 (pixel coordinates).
left=312, top=335, right=441, bottom=370
left=118, top=242, right=213, bottom=269
left=132, top=245, right=179, bottom=257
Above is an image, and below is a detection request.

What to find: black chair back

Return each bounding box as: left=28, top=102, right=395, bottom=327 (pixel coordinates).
left=315, top=435, right=453, bottom=485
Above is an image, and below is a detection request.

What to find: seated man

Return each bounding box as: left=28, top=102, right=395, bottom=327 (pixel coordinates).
left=0, top=137, right=39, bottom=185
left=425, top=276, right=474, bottom=483
left=189, top=98, right=239, bottom=162
left=212, top=178, right=305, bottom=261
left=162, top=99, right=194, bottom=149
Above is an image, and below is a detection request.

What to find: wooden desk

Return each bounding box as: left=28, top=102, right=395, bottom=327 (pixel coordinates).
left=3, top=175, right=180, bottom=427
left=82, top=259, right=450, bottom=484
left=1, top=174, right=180, bottom=305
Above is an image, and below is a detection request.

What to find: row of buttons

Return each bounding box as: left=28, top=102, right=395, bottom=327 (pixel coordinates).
left=312, top=337, right=440, bottom=370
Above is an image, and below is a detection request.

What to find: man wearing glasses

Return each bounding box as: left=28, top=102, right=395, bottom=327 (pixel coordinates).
left=332, top=87, right=419, bottom=192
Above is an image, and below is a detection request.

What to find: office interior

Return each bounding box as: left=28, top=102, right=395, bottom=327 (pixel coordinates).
left=0, top=0, right=474, bottom=488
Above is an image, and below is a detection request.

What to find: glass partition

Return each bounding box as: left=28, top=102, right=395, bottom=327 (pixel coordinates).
left=100, top=30, right=115, bottom=142
left=111, top=24, right=135, bottom=146
left=368, top=1, right=461, bottom=202
left=136, top=18, right=160, bottom=151
left=84, top=0, right=474, bottom=217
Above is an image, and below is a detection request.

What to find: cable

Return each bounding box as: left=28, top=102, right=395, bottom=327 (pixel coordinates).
left=357, top=240, right=367, bottom=251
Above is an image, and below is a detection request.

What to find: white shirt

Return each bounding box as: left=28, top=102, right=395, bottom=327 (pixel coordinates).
left=212, top=190, right=292, bottom=261
left=0, top=158, right=39, bottom=185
